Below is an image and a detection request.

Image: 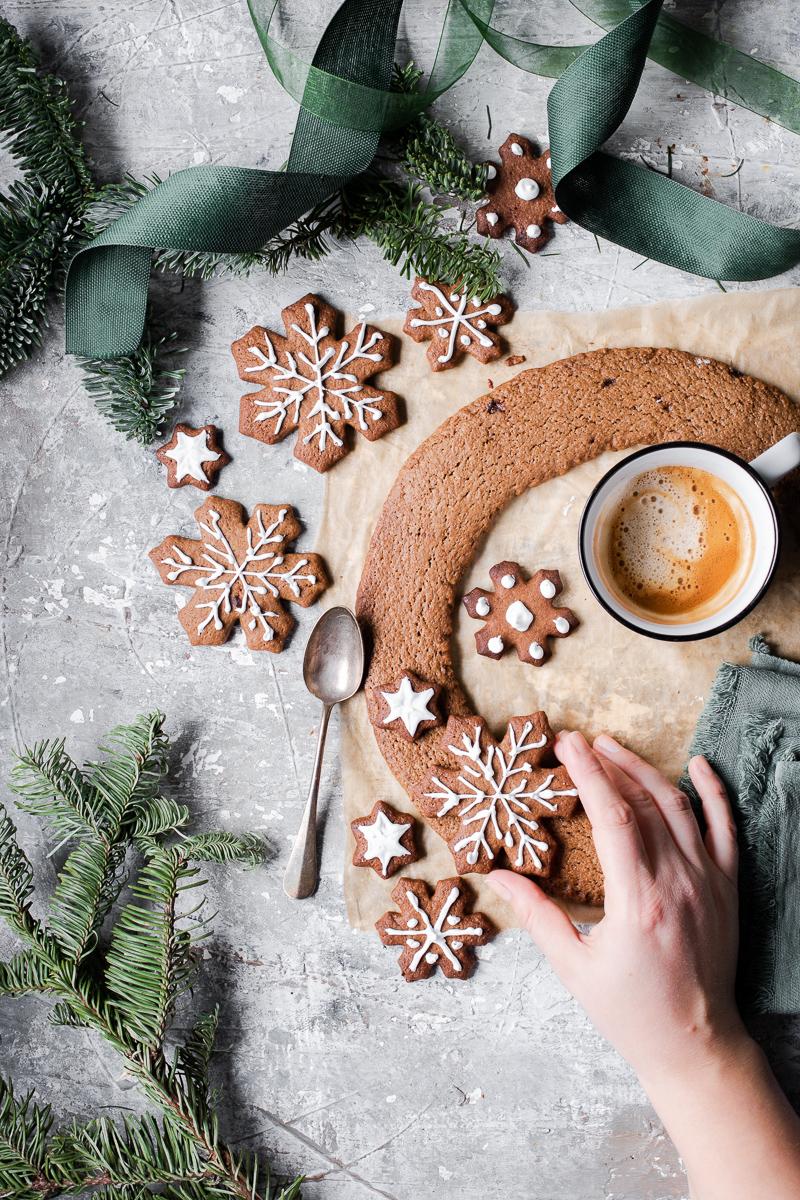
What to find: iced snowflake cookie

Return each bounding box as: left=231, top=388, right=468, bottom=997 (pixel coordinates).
left=155, top=423, right=230, bottom=490
left=366, top=670, right=442, bottom=742
left=149, top=498, right=328, bottom=651
left=476, top=133, right=567, bottom=253
left=464, top=561, right=578, bottom=666
left=376, top=876, right=495, bottom=981
left=415, top=713, right=579, bottom=876
left=231, top=293, right=401, bottom=472
left=351, top=801, right=418, bottom=878
left=403, top=277, right=514, bottom=372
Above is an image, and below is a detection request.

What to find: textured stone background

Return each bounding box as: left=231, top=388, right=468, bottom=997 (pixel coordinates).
left=2, top=2, right=800, bottom=1197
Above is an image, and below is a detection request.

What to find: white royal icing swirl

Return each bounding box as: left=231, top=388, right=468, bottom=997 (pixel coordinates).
left=164, top=429, right=221, bottom=483
left=357, top=809, right=412, bottom=876
left=409, top=282, right=504, bottom=364
left=514, top=178, right=540, bottom=201
left=506, top=600, right=533, bottom=632
left=381, top=675, right=436, bottom=737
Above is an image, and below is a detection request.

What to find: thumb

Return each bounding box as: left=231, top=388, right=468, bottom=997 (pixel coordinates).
left=486, top=870, right=583, bottom=969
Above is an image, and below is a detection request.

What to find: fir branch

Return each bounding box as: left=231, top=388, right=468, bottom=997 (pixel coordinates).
left=175, top=832, right=265, bottom=866
left=77, top=328, right=187, bottom=445
left=11, top=738, right=100, bottom=844
left=0, top=952, right=51, bottom=997
left=0, top=1077, right=53, bottom=1200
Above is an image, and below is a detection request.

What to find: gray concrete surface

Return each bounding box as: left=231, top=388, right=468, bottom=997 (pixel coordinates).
left=2, top=2, right=800, bottom=1197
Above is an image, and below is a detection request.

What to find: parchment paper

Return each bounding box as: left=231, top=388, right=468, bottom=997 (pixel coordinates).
left=316, top=289, right=800, bottom=931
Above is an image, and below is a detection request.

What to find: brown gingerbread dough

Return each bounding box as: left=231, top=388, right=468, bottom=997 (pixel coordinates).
left=356, top=347, right=800, bottom=907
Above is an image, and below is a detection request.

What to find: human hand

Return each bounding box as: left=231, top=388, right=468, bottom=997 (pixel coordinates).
left=486, top=732, right=747, bottom=1084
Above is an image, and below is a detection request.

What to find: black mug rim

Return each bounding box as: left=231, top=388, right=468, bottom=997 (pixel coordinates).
left=578, top=441, right=781, bottom=643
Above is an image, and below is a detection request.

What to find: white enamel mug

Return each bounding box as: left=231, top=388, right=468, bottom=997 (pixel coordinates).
left=578, top=434, right=800, bottom=642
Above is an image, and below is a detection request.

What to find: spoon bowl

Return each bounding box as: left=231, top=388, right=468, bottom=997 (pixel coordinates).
left=303, top=606, right=364, bottom=705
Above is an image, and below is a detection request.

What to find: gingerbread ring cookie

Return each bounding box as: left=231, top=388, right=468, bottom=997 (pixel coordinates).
left=356, top=347, right=799, bottom=906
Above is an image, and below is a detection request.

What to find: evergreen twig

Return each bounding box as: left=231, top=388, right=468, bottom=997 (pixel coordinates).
left=77, top=330, right=187, bottom=444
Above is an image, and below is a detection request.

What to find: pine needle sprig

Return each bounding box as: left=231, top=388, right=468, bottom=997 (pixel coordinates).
left=0, top=713, right=298, bottom=1200
left=77, top=329, right=187, bottom=445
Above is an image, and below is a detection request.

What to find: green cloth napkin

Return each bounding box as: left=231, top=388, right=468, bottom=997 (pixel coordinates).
left=683, top=636, right=800, bottom=1015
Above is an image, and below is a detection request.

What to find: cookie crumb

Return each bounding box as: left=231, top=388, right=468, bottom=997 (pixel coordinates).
left=486, top=398, right=504, bottom=413
left=506, top=354, right=526, bottom=366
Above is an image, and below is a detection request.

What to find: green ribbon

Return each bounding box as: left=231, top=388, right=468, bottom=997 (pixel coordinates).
left=66, top=0, right=800, bottom=359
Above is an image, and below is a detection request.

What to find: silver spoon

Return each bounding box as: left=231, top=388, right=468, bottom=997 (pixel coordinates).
left=283, top=606, right=365, bottom=900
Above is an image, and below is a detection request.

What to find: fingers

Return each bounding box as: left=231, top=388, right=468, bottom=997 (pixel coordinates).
left=688, top=755, right=738, bottom=882
left=555, top=732, right=652, bottom=898
left=594, top=733, right=705, bottom=865
left=486, top=870, right=583, bottom=972
left=593, top=751, right=676, bottom=864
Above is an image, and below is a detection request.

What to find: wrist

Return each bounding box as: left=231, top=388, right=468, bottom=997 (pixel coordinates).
left=636, top=1017, right=758, bottom=1105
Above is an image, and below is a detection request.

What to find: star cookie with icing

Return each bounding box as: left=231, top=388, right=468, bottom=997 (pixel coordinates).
left=149, top=497, right=328, bottom=651
left=476, top=133, right=567, bottom=254
left=155, top=423, right=230, bottom=490
left=403, top=277, right=514, bottom=372
left=415, top=712, right=580, bottom=876
left=463, top=560, right=578, bottom=667
left=376, top=877, right=495, bottom=981
left=367, top=670, right=443, bottom=741
left=231, top=293, right=401, bottom=472
left=351, top=801, right=418, bottom=878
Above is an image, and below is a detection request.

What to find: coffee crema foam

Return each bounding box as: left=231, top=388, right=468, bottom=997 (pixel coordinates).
left=596, top=465, right=755, bottom=624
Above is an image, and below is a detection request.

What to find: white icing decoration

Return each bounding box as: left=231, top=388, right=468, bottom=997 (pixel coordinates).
left=446, top=915, right=460, bottom=926
left=554, top=616, right=571, bottom=634
left=514, top=178, right=540, bottom=201
left=530, top=642, right=545, bottom=660
left=485, top=212, right=499, bottom=227
left=407, top=918, right=418, bottom=927
left=383, top=887, right=483, bottom=973
left=510, top=142, right=524, bottom=156
left=409, top=282, right=505, bottom=364
left=160, top=507, right=315, bottom=643
left=539, top=579, right=557, bottom=599
left=475, top=597, right=491, bottom=617
left=459, top=334, right=471, bottom=347
left=551, top=205, right=561, bottom=213
left=477, top=319, right=487, bottom=329
left=506, top=600, right=533, bottom=632
left=424, top=721, right=578, bottom=869
left=356, top=809, right=412, bottom=875
left=381, top=675, right=437, bottom=737
left=486, top=164, right=497, bottom=179
left=471, top=298, right=481, bottom=307
left=500, top=573, right=516, bottom=589
left=526, top=223, right=542, bottom=239
left=242, top=304, right=385, bottom=452
left=487, top=635, right=504, bottom=654
left=164, top=429, right=221, bottom=483
left=435, top=306, right=443, bottom=316
left=546, top=156, right=551, bottom=168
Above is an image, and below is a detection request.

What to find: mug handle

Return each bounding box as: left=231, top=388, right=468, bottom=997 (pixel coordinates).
left=750, top=432, right=800, bottom=487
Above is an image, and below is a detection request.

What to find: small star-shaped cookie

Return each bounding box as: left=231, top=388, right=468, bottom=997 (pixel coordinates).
left=155, top=423, right=230, bottom=490
left=366, top=670, right=443, bottom=741
left=476, top=133, right=567, bottom=253
left=351, top=801, right=417, bottom=878
left=376, top=877, right=495, bottom=981
left=403, top=278, right=514, bottom=372
left=463, top=560, right=578, bottom=667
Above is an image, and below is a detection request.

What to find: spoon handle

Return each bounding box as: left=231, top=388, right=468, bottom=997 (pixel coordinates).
left=283, top=703, right=332, bottom=899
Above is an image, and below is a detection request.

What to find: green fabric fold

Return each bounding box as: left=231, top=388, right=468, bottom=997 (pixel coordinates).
left=684, top=637, right=800, bottom=1015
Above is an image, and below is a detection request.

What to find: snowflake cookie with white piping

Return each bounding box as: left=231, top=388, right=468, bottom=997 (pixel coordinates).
left=476, top=133, right=567, bottom=253
left=414, top=713, right=579, bottom=876
left=366, top=670, right=443, bottom=742
left=464, top=560, right=578, bottom=667
left=148, top=497, right=328, bottom=651
left=231, top=293, right=401, bottom=473
left=351, top=801, right=418, bottom=878
left=376, top=876, right=495, bottom=981
left=155, top=423, right=230, bottom=491
left=402, top=277, right=514, bottom=372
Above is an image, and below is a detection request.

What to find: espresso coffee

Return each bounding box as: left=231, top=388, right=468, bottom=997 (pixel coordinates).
left=596, top=465, right=755, bottom=624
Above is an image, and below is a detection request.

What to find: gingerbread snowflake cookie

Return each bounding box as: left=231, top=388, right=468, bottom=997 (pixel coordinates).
left=149, top=498, right=328, bottom=651
left=351, top=801, right=418, bottom=878
left=403, top=278, right=514, bottom=372
left=477, top=133, right=567, bottom=253
left=464, top=561, right=578, bottom=666
left=415, top=712, right=579, bottom=876
left=366, top=670, right=442, bottom=742
left=231, top=293, right=401, bottom=472
left=376, top=877, right=495, bottom=981
left=155, top=423, right=230, bottom=490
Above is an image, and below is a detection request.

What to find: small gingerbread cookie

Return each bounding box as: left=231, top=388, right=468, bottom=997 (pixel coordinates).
left=464, top=561, right=578, bottom=666
left=155, top=423, right=230, bottom=490
left=367, top=670, right=442, bottom=741
left=403, top=278, right=514, bottom=372
left=149, top=498, right=328, bottom=651
left=376, top=876, right=494, bottom=981
left=231, top=294, right=401, bottom=473
left=415, top=712, right=579, bottom=876
left=476, top=133, right=567, bottom=253
left=351, top=801, right=417, bottom=878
